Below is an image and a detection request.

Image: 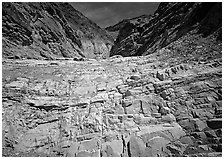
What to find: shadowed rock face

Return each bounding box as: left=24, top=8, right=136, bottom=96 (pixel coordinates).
left=2, top=2, right=113, bottom=60
left=109, top=2, right=222, bottom=57
left=105, top=15, right=152, bottom=40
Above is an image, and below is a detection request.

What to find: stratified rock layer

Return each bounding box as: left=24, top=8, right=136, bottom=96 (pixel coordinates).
left=2, top=2, right=113, bottom=60
left=2, top=28, right=222, bottom=156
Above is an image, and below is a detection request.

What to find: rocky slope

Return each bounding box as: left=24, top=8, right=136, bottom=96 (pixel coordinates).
left=106, top=15, right=151, bottom=32
left=2, top=2, right=113, bottom=60
left=105, top=15, right=151, bottom=40
left=110, top=2, right=222, bottom=57
left=2, top=27, right=222, bottom=156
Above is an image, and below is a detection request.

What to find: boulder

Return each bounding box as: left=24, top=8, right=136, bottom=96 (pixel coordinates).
left=144, top=136, right=170, bottom=157
left=108, top=139, right=123, bottom=156
left=163, top=123, right=186, bottom=140
left=178, top=118, right=207, bottom=132
left=178, top=119, right=195, bottom=131
left=192, top=118, right=207, bottom=131
left=161, top=114, right=176, bottom=123
left=180, top=136, right=194, bottom=145
left=128, top=136, right=146, bottom=157
left=14, top=122, right=59, bottom=152
left=101, top=144, right=120, bottom=157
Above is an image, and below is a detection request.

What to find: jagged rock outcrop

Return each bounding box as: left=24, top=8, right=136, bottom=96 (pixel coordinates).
left=2, top=2, right=113, bottom=59
left=2, top=26, right=222, bottom=156
left=105, top=15, right=151, bottom=40
left=2, top=33, right=222, bottom=156
left=109, top=2, right=222, bottom=57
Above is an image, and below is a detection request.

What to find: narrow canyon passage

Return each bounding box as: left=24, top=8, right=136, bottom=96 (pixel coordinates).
left=2, top=2, right=222, bottom=157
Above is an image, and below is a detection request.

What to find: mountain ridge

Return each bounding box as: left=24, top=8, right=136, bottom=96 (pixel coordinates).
left=2, top=2, right=114, bottom=60
left=109, top=2, right=222, bottom=57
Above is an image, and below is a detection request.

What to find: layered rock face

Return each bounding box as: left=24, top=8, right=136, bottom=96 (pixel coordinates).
left=110, top=2, right=222, bottom=57
left=2, top=28, right=222, bottom=156
left=2, top=2, right=113, bottom=59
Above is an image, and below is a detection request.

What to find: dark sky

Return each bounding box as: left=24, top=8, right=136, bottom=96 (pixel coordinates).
left=70, top=2, right=160, bottom=28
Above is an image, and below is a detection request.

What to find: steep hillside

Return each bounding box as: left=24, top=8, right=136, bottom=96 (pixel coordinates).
left=106, top=14, right=151, bottom=32
left=105, top=14, right=152, bottom=40
left=2, top=2, right=113, bottom=59
left=110, top=2, right=222, bottom=57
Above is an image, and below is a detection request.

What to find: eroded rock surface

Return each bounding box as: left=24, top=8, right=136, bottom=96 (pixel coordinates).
left=2, top=2, right=113, bottom=60
left=2, top=31, right=222, bottom=156
left=109, top=2, right=221, bottom=57
left=2, top=2, right=222, bottom=157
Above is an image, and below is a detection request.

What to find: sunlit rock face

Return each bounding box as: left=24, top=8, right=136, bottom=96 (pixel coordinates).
left=2, top=39, right=222, bottom=156
left=2, top=2, right=113, bottom=60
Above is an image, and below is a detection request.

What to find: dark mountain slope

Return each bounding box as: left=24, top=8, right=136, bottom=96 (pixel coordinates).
left=105, top=14, right=152, bottom=40
left=2, top=2, right=113, bottom=59
left=110, top=2, right=222, bottom=57
left=106, top=14, right=151, bottom=32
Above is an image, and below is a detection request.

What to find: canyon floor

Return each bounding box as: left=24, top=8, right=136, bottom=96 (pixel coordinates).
left=2, top=33, right=222, bottom=157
